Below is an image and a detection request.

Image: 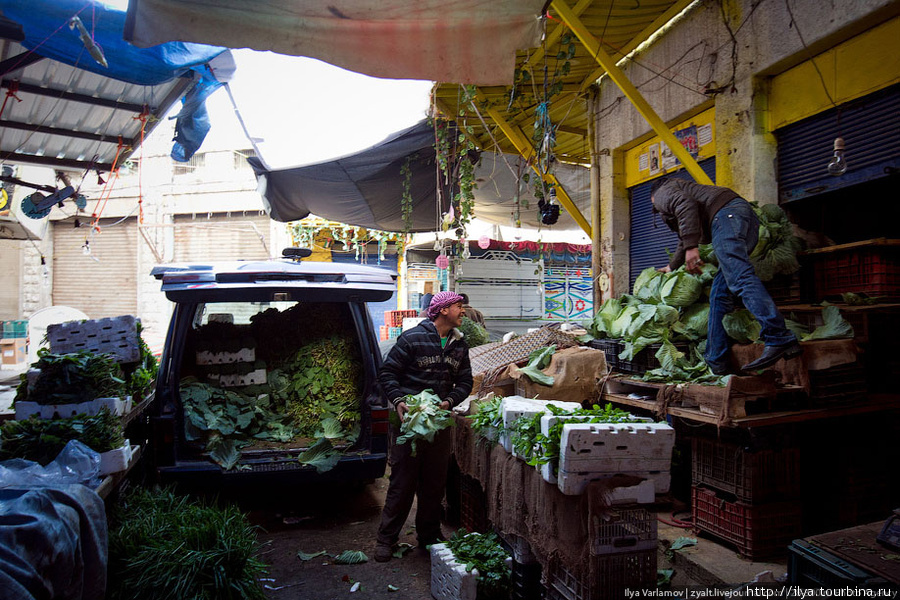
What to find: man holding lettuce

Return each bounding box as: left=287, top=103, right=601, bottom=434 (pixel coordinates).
left=650, top=178, right=800, bottom=374
left=373, top=291, right=473, bottom=562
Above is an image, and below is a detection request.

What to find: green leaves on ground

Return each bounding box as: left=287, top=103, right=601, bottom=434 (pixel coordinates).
left=332, top=550, right=368, bottom=565
left=396, top=389, right=453, bottom=455
left=296, top=549, right=327, bottom=561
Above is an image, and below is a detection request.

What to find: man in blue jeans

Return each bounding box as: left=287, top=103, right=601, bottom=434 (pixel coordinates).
left=650, top=178, right=801, bottom=374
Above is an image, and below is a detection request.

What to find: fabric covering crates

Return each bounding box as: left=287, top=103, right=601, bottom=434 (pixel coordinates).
left=556, top=422, right=675, bottom=496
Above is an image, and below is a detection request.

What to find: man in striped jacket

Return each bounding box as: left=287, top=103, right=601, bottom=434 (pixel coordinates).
left=374, top=291, right=473, bottom=562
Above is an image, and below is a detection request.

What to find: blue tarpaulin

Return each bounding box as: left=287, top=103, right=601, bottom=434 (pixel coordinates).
left=1, top=0, right=230, bottom=160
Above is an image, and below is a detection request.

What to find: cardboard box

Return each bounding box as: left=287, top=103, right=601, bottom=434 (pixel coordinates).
left=1, top=338, right=26, bottom=365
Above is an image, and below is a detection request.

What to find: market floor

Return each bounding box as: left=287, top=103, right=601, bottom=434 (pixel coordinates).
left=249, top=472, right=433, bottom=600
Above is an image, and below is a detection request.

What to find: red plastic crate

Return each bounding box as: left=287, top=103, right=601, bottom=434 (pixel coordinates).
left=807, top=240, right=900, bottom=300
left=692, top=486, right=802, bottom=559
left=384, top=309, right=418, bottom=327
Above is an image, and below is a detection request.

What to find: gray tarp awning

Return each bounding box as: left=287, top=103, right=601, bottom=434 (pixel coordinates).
left=250, top=120, right=590, bottom=232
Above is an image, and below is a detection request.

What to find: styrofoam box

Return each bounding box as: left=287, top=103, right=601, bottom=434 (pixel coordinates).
left=559, top=422, right=675, bottom=470
left=206, top=369, right=267, bottom=387
left=430, top=543, right=478, bottom=600
left=499, top=396, right=581, bottom=456
left=99, top=441, right=136, bottom=476
left=15, top=396, right=133, bottom=420
left=558, top=468, right=671, bottom=496
left=195, top=347, right=255, bottom=365
left=537, top=414, right=653, bottom=485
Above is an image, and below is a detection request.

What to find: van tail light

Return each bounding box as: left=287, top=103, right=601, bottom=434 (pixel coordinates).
left=371, top=407, right=389, bottom=435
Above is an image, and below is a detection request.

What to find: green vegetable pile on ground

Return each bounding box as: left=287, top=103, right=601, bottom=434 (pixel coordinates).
left=396, top=389, right=453, bottom=455
left=445, top=530, right=511, bottom=600
left=458, top=316, right=490, bottom=347
left=107, top=486, right=268, bottom=600
left=0, top=409, right=124, bottom=465
left=16, top=349, right=126, bottom=404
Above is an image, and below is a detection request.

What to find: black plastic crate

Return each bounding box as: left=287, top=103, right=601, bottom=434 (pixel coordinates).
left=788, top=539, right=878, bottom=587
left=587, top=338, right=621, bottom=373
left=459, top=474, right=490, bottom=533
left=544, top=550, right=657, bottom=600
left=511, top=560, right=542, bottom=600
left=617, top=342, right=691, bottom=376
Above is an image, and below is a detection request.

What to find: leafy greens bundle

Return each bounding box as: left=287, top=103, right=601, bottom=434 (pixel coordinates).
left=396, top=389, right=453, bottom=455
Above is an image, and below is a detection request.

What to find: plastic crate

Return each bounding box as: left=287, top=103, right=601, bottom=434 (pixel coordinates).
left=388, top=326, right=402, bottom=339
left=616, top=342, right=691, bottom=376
left=385, top=309, right=419, bottom=327
left=692, top=486, right=802, bottom=559
left=586, top=339, right=621, bottom=372
left=544, top=549, right=657, bottom=600
left=691, top=437, right=801, bottom=503
left=2, top=319, right=27, bottom=338
left=808, top=241, right=900, bottom=300
left=511, top=560, right=542, bottom=600
left=788, top=539, right=878, bottom=587
left=379, top=325, right=390, bottom=341
left=765, top=272, right=807, bottom=304
left=806, top=363, right=868, bottom=406
left=46, top=315, right=140, bottom=363
left=591, top=507, right=657, bottom=555
left=459, top=474, right=489, bottom=533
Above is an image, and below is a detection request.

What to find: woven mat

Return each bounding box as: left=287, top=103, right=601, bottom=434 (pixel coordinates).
left=470, top=326, right=579, bottom=395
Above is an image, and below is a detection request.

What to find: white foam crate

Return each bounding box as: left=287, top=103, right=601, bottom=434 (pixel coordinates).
left=558, top=468, right=671, bottom=496
left=537, top=414, right=653, bottom=484
left=430, top=543, right=478, bottom=600
left=15, top=396, right=133, bottom=420
left=195, top=347, right=255, bottom=365
left=47, top=315, right=140, bottom=363
left=498, top=396, right=581, bottom=455
left=541, top=461, right=657, bottom=502
left=99, top=441, right=136, bottom=476
left=559, top=422, right=675, bottom=469
left=206, top=369, right=267, bottom=387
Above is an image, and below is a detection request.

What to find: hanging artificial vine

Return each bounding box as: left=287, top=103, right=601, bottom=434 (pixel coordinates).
left=400, top=154, right=415, bottom=235
left=289, top=220, right=404, bottom=264
left=432, top=85, right=480, bottom=267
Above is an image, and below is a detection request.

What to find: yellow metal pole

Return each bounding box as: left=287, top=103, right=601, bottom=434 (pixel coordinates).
left=551, top=0, right=713, bottom=186
left=478, top=95, right=593, bottom=236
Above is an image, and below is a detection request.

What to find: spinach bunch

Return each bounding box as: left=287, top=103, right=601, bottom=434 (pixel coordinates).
left=23, top=349, right=126, bottom=404
left=445, top=530, right=511, bottom=600
left=0, top=409, right=124, bottom=465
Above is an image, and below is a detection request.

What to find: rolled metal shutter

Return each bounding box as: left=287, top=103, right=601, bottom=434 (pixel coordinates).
left=52, top=217, right=138, bottom=318
left=629, top=158, right=717, bottom=290
left=777, top=84, right=900, bottom=203
left=0, top=240, right=21, bottom=318
left=173, top=213, right=272, bottom=261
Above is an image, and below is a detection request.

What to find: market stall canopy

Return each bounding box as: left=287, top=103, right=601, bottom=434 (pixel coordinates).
left=249, top=119, right=590, bottom=232
left=0, top=0, right=231, bottom=173
left=124, top=0, right=545, bottom=86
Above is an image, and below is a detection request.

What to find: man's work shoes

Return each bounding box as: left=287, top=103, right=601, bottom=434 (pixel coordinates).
left=374, top=544, right=393, bottom=563
left=740, top=341, right=802, bottom=372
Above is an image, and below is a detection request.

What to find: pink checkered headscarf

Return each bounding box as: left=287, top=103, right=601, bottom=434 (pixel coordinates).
left=426, top=291, right=464, bottom=320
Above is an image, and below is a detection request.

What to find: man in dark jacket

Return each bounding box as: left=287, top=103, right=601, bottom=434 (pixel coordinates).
left=650, top=178, right=800, bottom=374
left=374, top=291, right=473, bottom=562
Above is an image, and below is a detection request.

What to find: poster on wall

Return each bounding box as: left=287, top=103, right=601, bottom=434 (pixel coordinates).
left=662, top=125, right=701, bottom=170
left=648, top=144, right=661, bottom=175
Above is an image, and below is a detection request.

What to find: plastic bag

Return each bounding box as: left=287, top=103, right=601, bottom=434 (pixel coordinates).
left=0, top=439, right=101, bottom=489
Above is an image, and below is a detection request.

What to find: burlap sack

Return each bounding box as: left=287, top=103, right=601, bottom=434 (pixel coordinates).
left=509, top=346, right=607, bottom=405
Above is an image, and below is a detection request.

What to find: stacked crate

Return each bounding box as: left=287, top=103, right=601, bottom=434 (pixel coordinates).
left=544, top=507, right=658, bottom=600
left=587, top=339, right=690, bottom=377
left=690, top=436, right=802, bottom=559
left=384, top=309, right=418, bottom=327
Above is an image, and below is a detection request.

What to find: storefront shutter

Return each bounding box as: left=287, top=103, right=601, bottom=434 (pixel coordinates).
left=52, top=217, right=137, bottom=318
left=777, top=84, right=900, bottom=203
left=629, top=158, right=717, bottom=290
left=173, top=213, right=273, bottom=262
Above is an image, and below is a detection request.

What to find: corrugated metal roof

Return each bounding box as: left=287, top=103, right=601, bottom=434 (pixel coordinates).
left=0, top=38, right=190, bottom=173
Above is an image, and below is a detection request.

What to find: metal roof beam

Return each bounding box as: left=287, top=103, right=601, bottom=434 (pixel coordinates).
left=0, top=150, right=114, bottom=172
left=551, top=0, right=712, bottom=185
left=0, top=119, right=121, bottom=145
left=577, top=0, right=697, bottom=91
left=2, top=80, right=151, bottom=114
left=0, top=51, right=46, bottom=75
left=474, top=88, right=592, bottom=236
